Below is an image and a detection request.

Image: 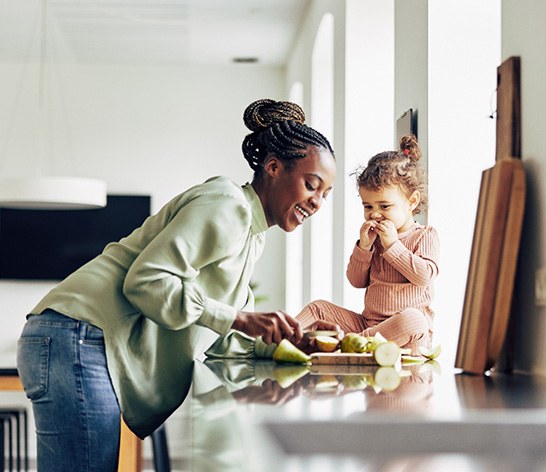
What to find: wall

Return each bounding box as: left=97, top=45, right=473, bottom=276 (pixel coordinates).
left=395, top=0, right=501, bottom=366
left=0, top=62, right=286, bottom=367
left=502, top=0, right=546, bottom=374
left=344, top=0, right=394, bottom=312
left=285, top=0, right=347, bottom=307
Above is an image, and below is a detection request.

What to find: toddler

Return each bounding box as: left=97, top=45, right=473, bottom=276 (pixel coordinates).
left=297, top=134, right=439, bottom=354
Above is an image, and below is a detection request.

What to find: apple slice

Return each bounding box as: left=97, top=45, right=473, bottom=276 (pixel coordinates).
left=273, top=339, right=312, bottom=364
left=418, top=344, right=442, bottom=360
left=373, top=341, right=401, bottom=367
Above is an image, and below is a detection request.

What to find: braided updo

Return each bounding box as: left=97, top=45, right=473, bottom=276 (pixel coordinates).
left=242, top=99, right=334, bottom=173
left=355, top=134, right=427, bottom=214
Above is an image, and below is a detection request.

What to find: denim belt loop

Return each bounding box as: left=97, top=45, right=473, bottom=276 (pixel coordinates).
left=78, top=320, right=85, bottom=345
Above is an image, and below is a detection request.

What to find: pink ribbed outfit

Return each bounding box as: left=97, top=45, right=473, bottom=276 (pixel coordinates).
left=297, top=222, right=439, bottom=354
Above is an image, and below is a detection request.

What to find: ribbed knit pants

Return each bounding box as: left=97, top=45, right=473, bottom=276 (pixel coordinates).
left=296, top=299, right=430, bottom=355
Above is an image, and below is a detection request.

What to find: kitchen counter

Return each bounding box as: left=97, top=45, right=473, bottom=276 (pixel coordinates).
left=181, top=358, right=546, bottom=472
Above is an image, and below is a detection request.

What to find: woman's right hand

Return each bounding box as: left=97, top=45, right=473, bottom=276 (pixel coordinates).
left=359, top=220, right=377, bottom=249
left=232, top=310, right=303, bottom=345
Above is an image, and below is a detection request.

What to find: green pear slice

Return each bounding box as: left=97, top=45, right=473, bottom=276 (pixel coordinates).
left=314, top=335, right=340, bottom=352
left=401, top=355, right=426, bottom=365
left=272, top=364, right=310, bottom=388
left=418, top=344, right=442, bottom=360
left=272, top=339, right=312, bottom=364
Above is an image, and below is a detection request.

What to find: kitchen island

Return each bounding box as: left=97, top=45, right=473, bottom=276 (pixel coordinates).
left=179, top=358, right=546, bottom=472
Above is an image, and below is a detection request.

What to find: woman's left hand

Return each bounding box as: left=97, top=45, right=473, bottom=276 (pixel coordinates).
left=232, top=310, right=304, bottom=345
left=295, top=320, right=344, bottom=354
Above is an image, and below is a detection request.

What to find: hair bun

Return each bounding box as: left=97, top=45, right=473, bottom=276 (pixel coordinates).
left=243, top=99, right=306, bottom=132
left=399, top=134, right=421, bottom=161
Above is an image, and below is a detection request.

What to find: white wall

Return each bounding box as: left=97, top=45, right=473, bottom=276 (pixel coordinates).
left=0, top=62, right=286, bottom=367
left=344, top=0, right=394, bottom=312
left=395, top=0, right=501, bottom=366
left=502, top=0, right=546, bottom=375
left=285, top=0, right=347, bottom=307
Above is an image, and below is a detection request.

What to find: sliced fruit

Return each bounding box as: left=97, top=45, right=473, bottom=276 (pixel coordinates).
left=350, top=335, right=370, bottom=353
left=272, top=339, right=312, bottom=364
left=314, top=335, right=340, bottom=352
left=304, top=330, right=340, bottom=338
left=340, top=333, right=369, bottom=353
left=314, top=374, right=340, bottom=390
left=401, top=355, right=426, bottom=365
left=418, top=344, right=442, bottom=360
left=374, top=366, right=401, bottom=392
left=418, top=359, right=442, bottom=376
left=340, top=333, right=360, bottom=353
left=373, top=341, right=401, bottom=367
left=365, top=332, right=388, bottom=352
left=272, top=365, right=310, bottom=388
left=340, top=374, right=371, bottom=391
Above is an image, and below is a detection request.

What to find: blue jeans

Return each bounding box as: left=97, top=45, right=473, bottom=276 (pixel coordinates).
left=17, top=310, right=120, bottom=471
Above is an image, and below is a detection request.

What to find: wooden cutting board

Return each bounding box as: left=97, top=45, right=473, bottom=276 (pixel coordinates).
left=455, top=157, right=525, bottom=374
left=455, top=56, right=525, bottom=374
left=310, top=352, right=378, bottom=365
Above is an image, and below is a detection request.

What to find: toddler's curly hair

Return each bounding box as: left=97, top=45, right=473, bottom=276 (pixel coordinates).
left=355, top=134, right=427, bottom=215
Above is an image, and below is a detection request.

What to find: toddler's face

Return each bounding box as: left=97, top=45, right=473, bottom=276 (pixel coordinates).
left=359, top=184, right=419, bottom=233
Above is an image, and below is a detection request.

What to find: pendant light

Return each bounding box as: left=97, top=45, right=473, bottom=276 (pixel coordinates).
left=0, top=0, right=106, bottom=210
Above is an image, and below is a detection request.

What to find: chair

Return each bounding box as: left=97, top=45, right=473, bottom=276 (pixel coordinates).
left=0, top=368, right=28, bottom=471
left=150, top=423, right=171, bottom=472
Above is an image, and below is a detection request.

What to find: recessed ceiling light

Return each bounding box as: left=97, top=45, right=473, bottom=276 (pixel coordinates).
left=232, top=57, right=258, bottom=64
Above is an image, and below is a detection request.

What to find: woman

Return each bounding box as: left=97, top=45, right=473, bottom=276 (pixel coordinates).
left=16, top=98, right=337, bottom=471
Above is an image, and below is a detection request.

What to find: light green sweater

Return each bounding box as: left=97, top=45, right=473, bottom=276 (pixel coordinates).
left=31, top=176, right=274, bottom=438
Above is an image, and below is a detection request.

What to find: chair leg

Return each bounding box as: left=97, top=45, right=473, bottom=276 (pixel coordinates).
left=151, top=424, right=171, bottom=472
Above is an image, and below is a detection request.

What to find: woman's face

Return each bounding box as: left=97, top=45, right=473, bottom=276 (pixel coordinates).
left=261, top=146, right=336, bottom=232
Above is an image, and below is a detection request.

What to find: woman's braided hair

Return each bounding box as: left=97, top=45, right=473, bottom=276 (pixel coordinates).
left=242, top=99, right=334, bottom=174
left=355, top=134, right=427, bottom=214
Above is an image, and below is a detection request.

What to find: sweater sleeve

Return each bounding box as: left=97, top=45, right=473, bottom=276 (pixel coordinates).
left=383, top=226, right=440, bottom=286
left=205, top=331, right=277, bottom=359
left=346, top=241, right=374, bottom=288
left=122, top=192, right=251, bottom=335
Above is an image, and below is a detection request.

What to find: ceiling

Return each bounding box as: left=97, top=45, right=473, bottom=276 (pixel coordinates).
left=0, top=0, right=310, bottom=66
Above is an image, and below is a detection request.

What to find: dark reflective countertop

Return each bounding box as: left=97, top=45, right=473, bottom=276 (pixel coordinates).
left=181, top=359, right=546, bottom=472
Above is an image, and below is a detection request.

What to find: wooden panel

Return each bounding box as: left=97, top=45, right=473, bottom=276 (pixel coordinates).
left=486, top=161, right=526, bottom=367
left=496, top=56, right=521, bottom=160
left=455, top=169, right=492, bottom=368
left=0, top=375, right=23, bottom=390
left=455, top=158, right=525, bottom=374
left=118, top=419, right=142, bottom=472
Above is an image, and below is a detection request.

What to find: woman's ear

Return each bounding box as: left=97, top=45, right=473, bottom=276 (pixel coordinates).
left=409, top=190, right=421, bottom=211
left=263, top=155, right=282, bottom=178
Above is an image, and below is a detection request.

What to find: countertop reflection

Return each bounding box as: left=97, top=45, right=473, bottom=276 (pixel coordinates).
left=182, top=359, right=546, bottom=472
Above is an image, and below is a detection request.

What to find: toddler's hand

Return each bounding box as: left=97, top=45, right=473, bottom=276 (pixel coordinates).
left=359, top=221, right=377, bottom=249
left=375, top=220, right=398, bottom=249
